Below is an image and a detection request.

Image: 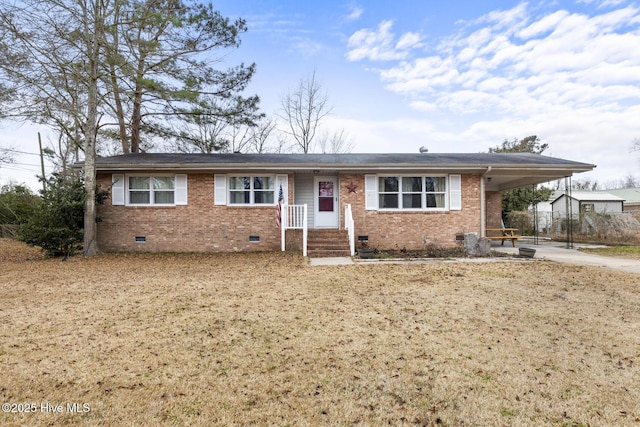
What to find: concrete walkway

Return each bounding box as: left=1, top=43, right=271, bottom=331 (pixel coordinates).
left=491, top=240, right=640, bottom=274
left=309, top=240, right=640, bottom=274
left=308, top=256, right=355, bottom=266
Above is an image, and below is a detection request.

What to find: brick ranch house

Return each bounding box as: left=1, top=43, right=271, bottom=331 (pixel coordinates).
left=92, top=152, right=595, bottom=255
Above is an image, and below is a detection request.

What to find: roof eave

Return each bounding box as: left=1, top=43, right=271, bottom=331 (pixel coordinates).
left=92, top=162, right=595, bottom=173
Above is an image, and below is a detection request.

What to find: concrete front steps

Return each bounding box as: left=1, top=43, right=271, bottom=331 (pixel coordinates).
left=307, top=229, right=351, bottom=257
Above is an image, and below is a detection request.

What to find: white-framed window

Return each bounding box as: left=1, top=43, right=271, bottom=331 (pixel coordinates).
left=214, top=174, right=287, bottom=206
left=228, top=176, right=275, bottom=205
left=128, top=176, right=175, bottom=205
left=425, top=176, right=447, bottom=208
left=113, top=174, right=187, bottom=206
left=377, top=175, right=447, bottom=210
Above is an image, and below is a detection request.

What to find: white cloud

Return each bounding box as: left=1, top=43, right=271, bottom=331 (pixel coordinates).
left=472, top=1, right=529, bottom=30
left=408, top=101, right=437, bottom=112
left=377, top=3, right=640, bottom=118
left=346, top=20, right=423, bottom=61
left=578, top=0, right=628, bottom=9
left=396, top=32, right=422, bottom=50
left=291, top=37, right=327, bottom=57
left=518, top=10, right=569, bottom=39
left=343, top=1, right=640, bottom=182
left=345, top=4, right=363, bottom=22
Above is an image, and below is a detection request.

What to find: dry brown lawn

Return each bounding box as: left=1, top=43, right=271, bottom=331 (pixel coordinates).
left=1, top=238, right=639, bottom=426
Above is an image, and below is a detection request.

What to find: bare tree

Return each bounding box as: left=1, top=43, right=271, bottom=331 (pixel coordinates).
left=603, top=174, right=640, bottom=189
left=318, top=129, right=355, bottom=154
left=173, top=115, right=231, bottom=154
left=279, top=70, right=332, bottom=153
left=0, top=81, right=13, bottom=119
left=571, top=179, right=600, bottom=191
left=275, top=134, right=292, bottom=154
left=43, top=132, right=82, bottom=178
left=621, top=174, right=640, bottom=188
left=227, top=124, right=252, bottom=153
left=163, top=93, right=262, bottom=154
left=0, top=147, right=15, bottom=165
left=248, top=118, right=277, bottom=153
left=0, top=0, right=108, bottom=256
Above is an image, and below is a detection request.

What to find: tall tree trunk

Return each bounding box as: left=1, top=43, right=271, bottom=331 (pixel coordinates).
left=130, top=57, right=145, bottom=154
left=83, top=0, right=101, bottom=257
left=130, top=94, right=141, bottom=153
left=109, top=63, right=130, bottom=154
left=107, top=1, right=130, bottom=154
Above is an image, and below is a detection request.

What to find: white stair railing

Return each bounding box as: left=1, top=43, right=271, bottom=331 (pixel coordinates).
left=344, top=203, right=355, bottom=256
left=281, top=204, right=308, bottom=256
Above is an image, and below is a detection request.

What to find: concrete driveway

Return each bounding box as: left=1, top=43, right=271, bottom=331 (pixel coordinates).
left=491, top=239, right=640, bottom=274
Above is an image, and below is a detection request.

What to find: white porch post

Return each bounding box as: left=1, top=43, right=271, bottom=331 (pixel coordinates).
left=302, top=204, right=308, bottom=257
left=344, top=204, right=355, bottom=256
left=281, top=205, right=286, bottom=252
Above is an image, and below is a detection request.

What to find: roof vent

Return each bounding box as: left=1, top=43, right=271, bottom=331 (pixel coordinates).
left=419, top=146, right=428, bottom=153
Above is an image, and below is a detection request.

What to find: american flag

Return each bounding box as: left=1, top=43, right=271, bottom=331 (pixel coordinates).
left=276, top=184, right=284, bottom=228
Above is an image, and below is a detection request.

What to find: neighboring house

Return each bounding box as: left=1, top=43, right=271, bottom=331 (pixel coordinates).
left=605, top=187, right=640, bottom=212
left=531, top=189, right=563, bottom=216
left=551, top=191, right=624, bottom=217
left=530, top=190, right=564, bottom=233
left=92, top=152, right=594, bottom=254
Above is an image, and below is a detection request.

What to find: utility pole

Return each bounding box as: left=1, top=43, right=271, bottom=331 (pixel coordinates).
left=38, top=132, right=46, bottom=192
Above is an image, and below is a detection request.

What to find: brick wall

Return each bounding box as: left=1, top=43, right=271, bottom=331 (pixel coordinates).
left=485, top=191, right=503, bottom=228
left=339, top=173, right=482, bottom=250
left=96, top=173, right=292, bottom=252
left=97, top=172, right=487, bottom=252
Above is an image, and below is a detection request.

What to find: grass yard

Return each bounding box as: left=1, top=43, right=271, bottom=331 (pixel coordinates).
left=578, top=245, right=640, bottom=260
left=1, top=238, right=639, bottom=426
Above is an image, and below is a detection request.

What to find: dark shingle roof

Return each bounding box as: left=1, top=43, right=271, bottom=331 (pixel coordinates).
left=93, top=152, right=594, bottom=170
left=86, top=152, right=595, bottom=191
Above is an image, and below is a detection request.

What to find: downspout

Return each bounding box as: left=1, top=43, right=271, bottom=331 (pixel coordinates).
left=480, top=166, right=492, bottom=237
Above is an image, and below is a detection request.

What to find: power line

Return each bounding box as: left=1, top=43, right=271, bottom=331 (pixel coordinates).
left=10, top=161, right=46, bottom=168
left=0, top=148, right=41, bottom=156
left=0, top=162, right=54, bottom=172
left=0, top=164, right=41, bottom=173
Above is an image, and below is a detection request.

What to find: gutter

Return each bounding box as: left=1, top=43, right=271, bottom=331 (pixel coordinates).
left=88, top=163, right=497, bottom=173
left=87, top=164, right=594, bottom=174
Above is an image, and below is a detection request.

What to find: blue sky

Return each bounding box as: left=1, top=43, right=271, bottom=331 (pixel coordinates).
left=2, top=0, right=640, bottom=189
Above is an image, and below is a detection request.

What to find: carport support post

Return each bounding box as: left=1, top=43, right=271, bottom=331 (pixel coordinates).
left=532, top=184, right=539, bottom=245
left=564, top=176, right=574, bottom=249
